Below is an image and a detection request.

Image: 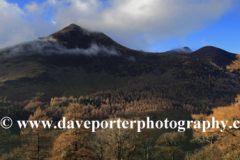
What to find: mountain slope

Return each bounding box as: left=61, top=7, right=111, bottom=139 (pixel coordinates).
left=0, top=24, right=240, bottom=113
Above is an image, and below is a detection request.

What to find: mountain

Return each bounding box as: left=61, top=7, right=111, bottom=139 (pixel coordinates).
left=0, top=24, right=240, bottom=113
left=46, top=24, right=132, bottom=53
left=190, top=46, right=237, bottom=68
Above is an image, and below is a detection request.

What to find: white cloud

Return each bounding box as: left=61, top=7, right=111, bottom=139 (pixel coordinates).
left=0, top=0, right=233, bottom=51
left=25, top=2, right=39, bottom=13
left=2, top=37, right=119, bottom=57
left=52, top=0, right=233, bottom=51
left=0, top=0, right=36, bottom=48
left=47, top=0, right=57, bottom=6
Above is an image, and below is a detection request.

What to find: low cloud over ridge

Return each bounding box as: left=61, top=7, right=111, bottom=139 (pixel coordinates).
left=1, top=37, right=119, bottom=57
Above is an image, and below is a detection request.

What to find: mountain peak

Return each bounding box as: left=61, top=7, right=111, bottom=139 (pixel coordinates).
left=49, top=24, right=92, bottom=49
left=61, top=23, right=85, bottom=32
left=191, top=46, right=237, bottom=67
left=47, top=24, right=128, bottom=52
left=183, top=46, right=191, bottom=52
left=67, top=23, right=82, bottom=28
left=192, top=46, right=231, bottom=56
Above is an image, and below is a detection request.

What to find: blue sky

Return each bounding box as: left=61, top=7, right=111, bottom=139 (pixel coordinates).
left=1, top=0, right=240, bottom=53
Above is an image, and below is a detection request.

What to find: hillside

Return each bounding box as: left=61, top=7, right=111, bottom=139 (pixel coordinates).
left=0, top=24, right=240, bottom=113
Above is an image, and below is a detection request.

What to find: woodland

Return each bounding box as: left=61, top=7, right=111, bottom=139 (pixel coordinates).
left=1, top=94, right=240, bottom=160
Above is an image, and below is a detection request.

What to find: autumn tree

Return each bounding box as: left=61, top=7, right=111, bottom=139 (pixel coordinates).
left=50, top=103, right=95, bottom=160
left=190, top=113, right=218, bottom=145
left=50, top=130, right=94, bottom=160
left=24, top=101, right=43, bottom=112
left=189, top=98, right=240, bottom=159
left=17, top=108, right=53, bottom=160
left=154, top=132, right=186, bottom=160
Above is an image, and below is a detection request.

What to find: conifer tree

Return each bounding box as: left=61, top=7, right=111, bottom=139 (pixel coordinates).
left=17, top=108, right=53, bottom=160
left=50, top=103, right=94, bottom=160
left=189, top=98, right=240, bottom=159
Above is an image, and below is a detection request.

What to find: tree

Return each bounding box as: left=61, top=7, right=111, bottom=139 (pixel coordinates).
left=50, top=103, right=95, bottom=160
left=90, top=118, right=143, bottom=160
left=139, top=135, right=154, bottom=160
left=154, top=132, right=186, bottom=160
left=189, top=98, right=240, bottom=159
left=184, top=145, right=214, bottom=160
left=190, top=113, right=218, bottom=145
left=50, top=130, right=94, bottom=160
left=17, top=108, right=53, bottom=160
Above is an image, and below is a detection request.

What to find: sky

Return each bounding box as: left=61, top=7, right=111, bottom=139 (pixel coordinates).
left=1, top=0, right=240, bottom=53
